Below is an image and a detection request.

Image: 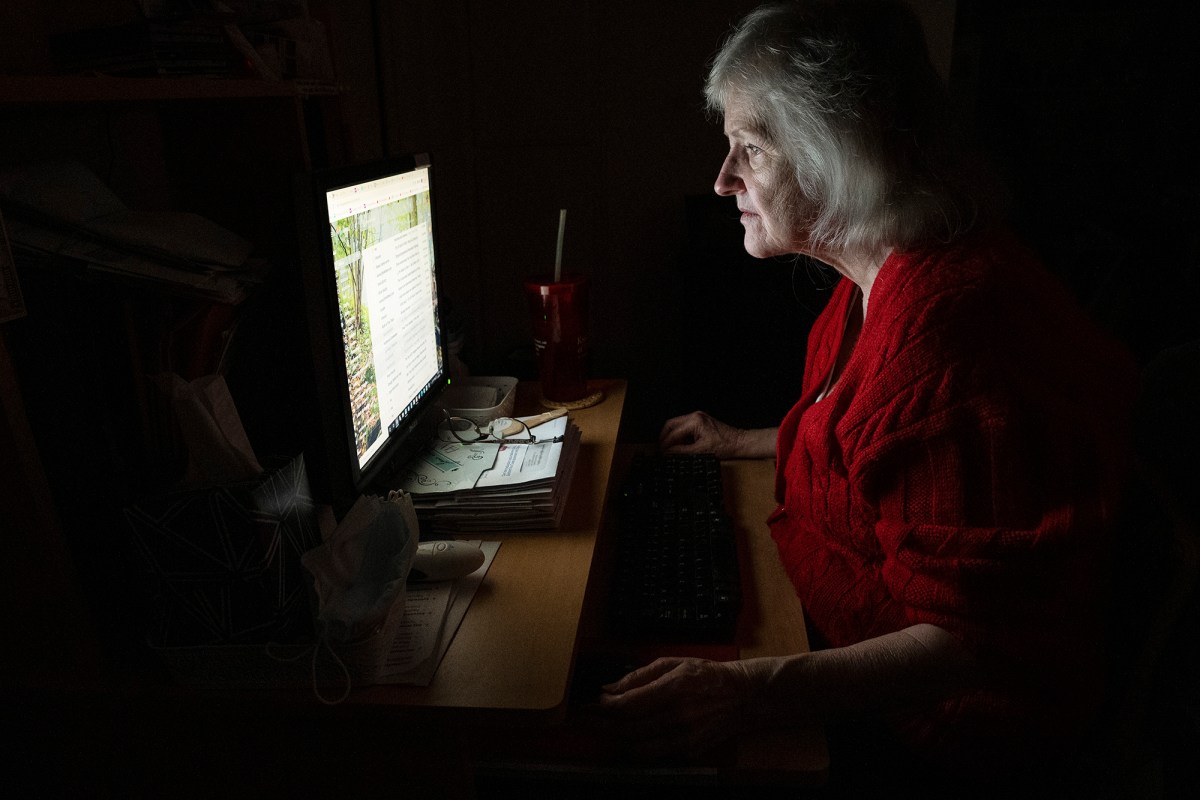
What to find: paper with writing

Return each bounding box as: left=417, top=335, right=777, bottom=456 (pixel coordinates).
left=399, top=414, right=568, bottom=494
left=377, top=540, right=500, bottom=685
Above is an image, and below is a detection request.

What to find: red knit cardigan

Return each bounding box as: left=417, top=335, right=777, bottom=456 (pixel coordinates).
left=769, top=231, right=1137, bottom=770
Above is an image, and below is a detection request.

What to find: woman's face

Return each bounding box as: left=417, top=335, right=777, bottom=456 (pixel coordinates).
left=714, top=96, right=807, bottom=258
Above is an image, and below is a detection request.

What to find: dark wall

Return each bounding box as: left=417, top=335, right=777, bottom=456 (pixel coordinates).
left=957, top=2, right=1200, bottom=363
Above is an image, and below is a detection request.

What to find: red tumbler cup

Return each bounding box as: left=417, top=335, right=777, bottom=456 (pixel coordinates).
left=523, top=274, right=590, bottom=405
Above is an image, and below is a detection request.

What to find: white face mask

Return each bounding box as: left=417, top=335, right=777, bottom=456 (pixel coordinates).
left=302, top=491, right=418, bottom=645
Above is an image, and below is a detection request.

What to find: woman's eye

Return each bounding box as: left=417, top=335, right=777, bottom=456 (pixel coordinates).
left=744, top=144, right=763, bottom=157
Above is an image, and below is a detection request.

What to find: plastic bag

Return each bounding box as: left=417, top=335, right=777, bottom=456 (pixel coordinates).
left=302, top=491, right=418, bottom=646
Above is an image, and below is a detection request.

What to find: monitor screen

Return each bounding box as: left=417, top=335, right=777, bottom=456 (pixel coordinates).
left=297, top=154, right=448, bottom=512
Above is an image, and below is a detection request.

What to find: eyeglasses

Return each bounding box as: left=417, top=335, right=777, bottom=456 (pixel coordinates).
left=438, top=410, right=565, bottom=445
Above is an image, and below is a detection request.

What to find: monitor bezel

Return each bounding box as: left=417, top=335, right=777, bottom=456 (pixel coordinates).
left=296, top=152, right=448, bottom=513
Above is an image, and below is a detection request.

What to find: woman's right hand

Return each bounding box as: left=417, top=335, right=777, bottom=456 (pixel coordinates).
left=658, top=411, right=776, bottom=459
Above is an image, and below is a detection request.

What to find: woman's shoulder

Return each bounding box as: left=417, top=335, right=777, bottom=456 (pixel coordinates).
left=876, top=229, right=1043, bottom=315
left=859, top=227, right=1136, bottom=416
left=866, top=229, right=1078, bottom=356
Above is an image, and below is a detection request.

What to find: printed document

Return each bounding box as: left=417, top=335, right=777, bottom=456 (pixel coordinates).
left=398, top=414, right=568, bottom=494
left=377, top=540, right=500, bottom=685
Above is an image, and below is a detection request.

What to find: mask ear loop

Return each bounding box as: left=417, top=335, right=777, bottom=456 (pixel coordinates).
left=310, top=626, right=353, bottom=705
left=266, top=626, right=352, bottom=705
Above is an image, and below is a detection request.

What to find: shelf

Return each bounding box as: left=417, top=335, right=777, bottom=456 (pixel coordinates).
left=0, top=74, right=340, bottom=105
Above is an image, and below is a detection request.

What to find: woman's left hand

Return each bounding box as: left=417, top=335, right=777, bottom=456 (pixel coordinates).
left=592, top=657, right=757, bottom=759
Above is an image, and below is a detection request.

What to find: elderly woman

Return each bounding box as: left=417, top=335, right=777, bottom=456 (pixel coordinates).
left=597, top=0, right=1136, bottom=792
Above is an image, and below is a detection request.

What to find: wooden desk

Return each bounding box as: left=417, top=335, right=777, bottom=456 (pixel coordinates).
left=346, top=380, right=826, bottom=785
left=348, top=378, right=627, bottom=717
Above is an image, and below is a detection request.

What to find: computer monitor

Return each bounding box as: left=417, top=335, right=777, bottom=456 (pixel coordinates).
left=295, top=153, right=448, bottom=515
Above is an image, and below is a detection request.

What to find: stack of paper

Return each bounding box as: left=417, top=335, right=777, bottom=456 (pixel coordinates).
left=395, top=414, right=581, bottom=533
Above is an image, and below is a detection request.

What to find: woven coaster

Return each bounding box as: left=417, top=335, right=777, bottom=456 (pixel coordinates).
left=538, top=388, right=605, bottom=410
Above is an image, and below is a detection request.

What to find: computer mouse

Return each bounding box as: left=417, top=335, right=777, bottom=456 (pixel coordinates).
left=409, top=540, right=485, bottom=582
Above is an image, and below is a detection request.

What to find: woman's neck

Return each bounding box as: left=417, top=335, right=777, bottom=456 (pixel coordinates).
left=810, top=244, right=892, bottom=316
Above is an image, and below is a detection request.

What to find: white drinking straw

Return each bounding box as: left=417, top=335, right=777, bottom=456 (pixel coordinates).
left=554, top=208, right=567, bottom=282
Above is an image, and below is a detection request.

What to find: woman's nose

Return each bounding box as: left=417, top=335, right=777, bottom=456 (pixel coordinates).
left=714, top=157, right=741, bottom=196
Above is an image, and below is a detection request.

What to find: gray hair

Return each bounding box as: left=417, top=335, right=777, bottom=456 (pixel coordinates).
left=706, top=0, right=1000, bottom=254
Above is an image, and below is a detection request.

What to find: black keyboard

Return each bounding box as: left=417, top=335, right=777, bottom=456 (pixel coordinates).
left=609, top=453, right=741, bottom=640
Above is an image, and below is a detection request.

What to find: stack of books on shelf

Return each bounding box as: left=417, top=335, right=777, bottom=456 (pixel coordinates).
left=395, top=413, right=581, bottom=534
left=0, top=161, right=264, bottom=305
left=49, top=17, right=240, bottom=78
left=45, top=7, right=338, bottom=86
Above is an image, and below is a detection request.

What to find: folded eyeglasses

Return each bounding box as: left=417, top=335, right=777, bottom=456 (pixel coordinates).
left=438, top=410, right=566, bottom=445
